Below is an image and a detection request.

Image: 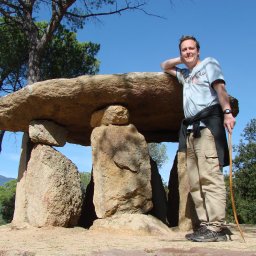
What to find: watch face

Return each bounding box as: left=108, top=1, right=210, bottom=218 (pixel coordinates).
left=224, top=109, right=232, bottom=114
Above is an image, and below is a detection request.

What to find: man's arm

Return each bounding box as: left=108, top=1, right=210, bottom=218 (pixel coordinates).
left=160, top=57, right=182, bottom=77
left=213, top=82, right=236, bottom=134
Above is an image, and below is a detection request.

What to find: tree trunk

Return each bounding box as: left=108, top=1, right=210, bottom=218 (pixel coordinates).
left=25, top=23, right=45, bottom=85
left=27, top=46, right=41, bottom=85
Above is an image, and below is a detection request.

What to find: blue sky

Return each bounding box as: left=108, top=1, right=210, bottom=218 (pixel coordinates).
left=0, top=0, right=255, bottom=182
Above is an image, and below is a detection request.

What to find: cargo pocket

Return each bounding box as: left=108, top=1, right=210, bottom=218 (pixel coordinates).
left=205, top=149, right=218, bottom=165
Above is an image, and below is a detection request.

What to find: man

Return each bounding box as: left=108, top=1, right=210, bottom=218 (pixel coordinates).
left=161, top=35, right=236, bottom=242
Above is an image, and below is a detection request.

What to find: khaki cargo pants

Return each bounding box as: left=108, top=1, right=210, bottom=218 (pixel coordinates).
left=186, top=128, right=226, bottom=228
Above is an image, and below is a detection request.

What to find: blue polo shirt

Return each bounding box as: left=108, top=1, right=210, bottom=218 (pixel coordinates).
left=176, top=57, right=225, bottom=119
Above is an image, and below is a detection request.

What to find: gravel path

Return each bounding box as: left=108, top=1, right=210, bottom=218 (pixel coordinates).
left=0, top=224, right=255, bottom=255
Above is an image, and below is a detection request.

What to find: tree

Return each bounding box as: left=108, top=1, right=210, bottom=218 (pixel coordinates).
left=0, top=179, right=17, bottom=224
left=226, top=118, right=256, bottom=224
left=0, top=20, right=100, bottom=151
left=40, top=23, right=100, bottom=80
left=0, top=0, right=151, bottom=85
left=0, top=19, right=28, bottom=94
left=80, top=171, right=91, bottom=191
left=0, top=21, right=100, bottom=94
left=148, top=143, right=168, bottom=169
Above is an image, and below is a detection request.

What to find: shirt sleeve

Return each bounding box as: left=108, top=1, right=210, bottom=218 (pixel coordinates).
left=205, top=57, right=225, bottom=86
left=176, top=67, right=182, bottom=83
left=176, top=67, right=188, bottom=85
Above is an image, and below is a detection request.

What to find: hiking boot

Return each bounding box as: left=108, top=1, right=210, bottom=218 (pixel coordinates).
left=185, top=225, right=208, bottom=241
left=190, top=228, right=227, bottom=242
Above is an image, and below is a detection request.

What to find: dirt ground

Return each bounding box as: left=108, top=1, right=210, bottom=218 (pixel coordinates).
left=0, top=224, right=255, bottom=256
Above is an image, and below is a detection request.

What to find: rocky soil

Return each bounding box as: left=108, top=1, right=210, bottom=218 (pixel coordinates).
left=0, top=224, right=255, bottom=256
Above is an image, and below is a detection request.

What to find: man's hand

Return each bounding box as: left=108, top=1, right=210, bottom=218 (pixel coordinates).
left=160, top=57, right=183, bottom=76
left=224, top=113, right=236, bottom=134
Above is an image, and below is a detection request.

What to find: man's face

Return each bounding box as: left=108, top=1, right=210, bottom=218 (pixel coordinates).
left=180, top=39, right=200, bottom=69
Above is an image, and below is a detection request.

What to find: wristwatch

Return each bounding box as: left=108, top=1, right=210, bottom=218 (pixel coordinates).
left=223, top=109, right=232, bottom=114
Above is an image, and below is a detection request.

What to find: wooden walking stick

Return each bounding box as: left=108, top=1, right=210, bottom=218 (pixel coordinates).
left=228, top=132, right=246, bottom=242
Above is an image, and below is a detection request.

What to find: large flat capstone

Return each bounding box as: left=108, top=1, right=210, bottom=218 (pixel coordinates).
left=0, top=72, right=238, bottom=146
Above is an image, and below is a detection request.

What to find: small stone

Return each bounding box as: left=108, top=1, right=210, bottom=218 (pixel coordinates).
left=90, top=105, right=129, bottom=127
left=29, top=120, right=67, bottom=146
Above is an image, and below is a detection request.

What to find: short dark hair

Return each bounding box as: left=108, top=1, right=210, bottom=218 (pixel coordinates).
left=179, top=35, right=200, bottom=52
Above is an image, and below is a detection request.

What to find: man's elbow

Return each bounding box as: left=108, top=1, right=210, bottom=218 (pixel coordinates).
left=160, top=62, right=166, bottom=71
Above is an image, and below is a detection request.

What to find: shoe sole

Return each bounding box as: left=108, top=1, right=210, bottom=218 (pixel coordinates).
left=192, top=236, right=227, bottom=242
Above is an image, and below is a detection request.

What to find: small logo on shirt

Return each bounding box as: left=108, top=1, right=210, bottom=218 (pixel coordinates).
left=184, top=70, right=206, bottom=84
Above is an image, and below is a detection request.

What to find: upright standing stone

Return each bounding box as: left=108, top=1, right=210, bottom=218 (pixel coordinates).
left=149, top=158, right=167, bottom=224
left=167, top=154, right=179, bottom=227
left=12, top=132, right=34, bottom=226
left=91, top=124, right=153, bottom=218
left=167, top=152, right=199, bottom=231
left=12, top=144, right=82, bottom=227
left=176, top=152, right=197, bottom=231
